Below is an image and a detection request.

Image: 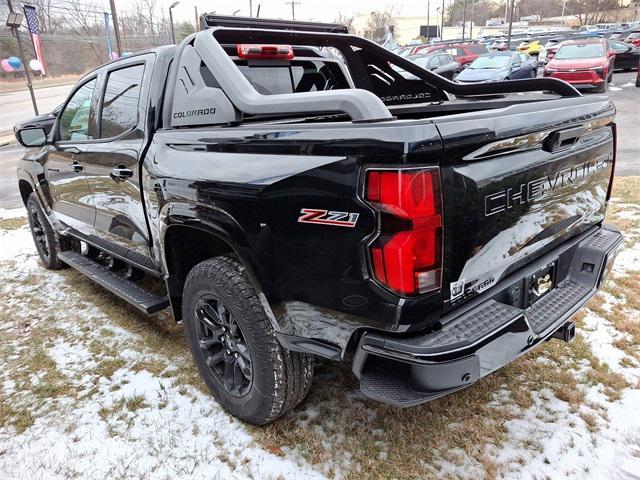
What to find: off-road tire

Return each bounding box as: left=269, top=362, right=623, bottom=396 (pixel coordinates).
left=182, top=256, right=314, bottom=425
left=26, top=192, right=71, bottom=270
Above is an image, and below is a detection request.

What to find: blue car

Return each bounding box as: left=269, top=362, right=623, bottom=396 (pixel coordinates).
left=455, top=51, right=538, bottom=83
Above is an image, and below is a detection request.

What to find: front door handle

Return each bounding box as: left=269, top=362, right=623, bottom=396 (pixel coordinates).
left=68, top=161, right=83, bottom=173
left=110, top=167, right=134, bottom=181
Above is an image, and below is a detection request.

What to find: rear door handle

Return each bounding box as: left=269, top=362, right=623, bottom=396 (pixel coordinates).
left=68, top=161, right=83, bottom=173
left=110, top=167, right=134, bottom=181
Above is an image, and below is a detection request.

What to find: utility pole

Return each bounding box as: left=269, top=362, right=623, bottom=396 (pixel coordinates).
left=6, top=0, right=38, bottom=115
left=441, top=0, right=445, bottom=40
left=285, top=1, right=300, bottom=20
left=506, top=0, right=515, bottom=51
left=426, top=0, right=430, bottom=41
left=108, top=0, right=122, bottom=55
left=462, top=0, right=467, bottom=40
left=195, top=6, right=199, bottom=31
left=249, top=0, right=253, bottom=17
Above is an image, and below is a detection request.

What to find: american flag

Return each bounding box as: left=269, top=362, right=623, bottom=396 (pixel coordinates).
left=23, top=5, right=46, bottom=75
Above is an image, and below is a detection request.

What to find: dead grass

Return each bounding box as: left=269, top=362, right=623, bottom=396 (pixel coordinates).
left=1, top=177, right=640, bottom=478
left=0, top=217, right=26, bottom=230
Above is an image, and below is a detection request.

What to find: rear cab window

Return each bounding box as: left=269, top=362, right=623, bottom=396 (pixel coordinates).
left=202, top=45, right=351, bottom=95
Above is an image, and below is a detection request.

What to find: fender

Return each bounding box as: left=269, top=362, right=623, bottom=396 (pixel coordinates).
left=158, top=201, right=280, bottom=331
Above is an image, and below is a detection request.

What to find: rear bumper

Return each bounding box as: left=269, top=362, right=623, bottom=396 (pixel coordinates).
left=352, top=224, right=623, bottom=407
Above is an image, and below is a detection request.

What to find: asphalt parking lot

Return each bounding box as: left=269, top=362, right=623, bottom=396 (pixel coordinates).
left=0, top=71, right=638, bottom=209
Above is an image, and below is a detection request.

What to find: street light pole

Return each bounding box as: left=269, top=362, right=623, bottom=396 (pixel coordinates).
left=6, top=0, right=38, bottom=115
left=169, top=2, right=180, bottom=44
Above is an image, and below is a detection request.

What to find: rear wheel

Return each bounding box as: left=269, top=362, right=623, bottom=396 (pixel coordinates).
left=26, top=192, right=71, bottom=270
left=182, top=256, right=314, bottom=425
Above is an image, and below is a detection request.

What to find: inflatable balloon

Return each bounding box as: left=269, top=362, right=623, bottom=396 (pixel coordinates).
left=1, top=59, right=14, bottom=72
left=7, top=56, right=22, bottom=69
left=29, top=59, right=42, bottom=72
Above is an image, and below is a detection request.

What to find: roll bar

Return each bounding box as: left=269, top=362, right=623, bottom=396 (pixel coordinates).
left=164, top=26, right=580, bottom=128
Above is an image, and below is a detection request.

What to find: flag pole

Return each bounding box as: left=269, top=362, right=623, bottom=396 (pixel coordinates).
left=7, top=0, right=39, bottom=115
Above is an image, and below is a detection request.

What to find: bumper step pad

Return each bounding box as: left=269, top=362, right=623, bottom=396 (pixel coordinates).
left=58, top=251, right=169, bottom=314
left=353, top=225, right=623, bottom=407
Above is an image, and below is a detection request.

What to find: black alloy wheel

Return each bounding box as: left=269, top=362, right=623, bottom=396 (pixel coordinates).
left=195, top=295, right=253, bottom=397
left=30, top=205, right=50, bottom=259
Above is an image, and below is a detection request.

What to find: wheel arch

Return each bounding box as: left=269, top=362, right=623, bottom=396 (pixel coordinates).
left=18, top=179, right=34, bottom=207
left=162, top=223, right=278, bottom=329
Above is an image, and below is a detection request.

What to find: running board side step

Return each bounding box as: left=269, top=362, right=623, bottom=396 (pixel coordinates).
left=58, top=251, right=170, bottom=314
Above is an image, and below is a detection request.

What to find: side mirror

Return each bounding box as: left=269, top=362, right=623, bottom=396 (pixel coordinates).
left=608, top=50, right=617, bottom=57
left=15, top=127, right=48, bottom=148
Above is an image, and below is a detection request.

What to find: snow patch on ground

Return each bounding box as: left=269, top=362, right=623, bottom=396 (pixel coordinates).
left=2, top=203, right=640, bottom=479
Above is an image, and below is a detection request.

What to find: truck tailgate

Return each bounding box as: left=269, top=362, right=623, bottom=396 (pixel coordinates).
left=433, top=96, right=615, bottom=309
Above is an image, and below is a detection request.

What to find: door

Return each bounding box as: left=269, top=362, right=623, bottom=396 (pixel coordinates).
left=78, top=60, right=155, bottom=267
left=609, top=41, right=638, bottom=69
left=45, top=77, right=98, bottom=237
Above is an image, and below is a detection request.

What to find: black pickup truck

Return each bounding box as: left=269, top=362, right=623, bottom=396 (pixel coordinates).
left=15, top=16, right=622, bottom=425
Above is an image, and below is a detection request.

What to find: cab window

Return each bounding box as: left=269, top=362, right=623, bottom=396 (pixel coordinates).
left=59, top=79, right=97, bottom=141
left=100, top=64, right=145, bottom=138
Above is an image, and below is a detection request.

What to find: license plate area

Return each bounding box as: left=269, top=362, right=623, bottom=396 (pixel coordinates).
left=526, top=262, right=557, bottom=307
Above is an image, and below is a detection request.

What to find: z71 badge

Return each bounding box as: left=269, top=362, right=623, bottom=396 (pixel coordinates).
left=298, top=208, right=359, bottom=228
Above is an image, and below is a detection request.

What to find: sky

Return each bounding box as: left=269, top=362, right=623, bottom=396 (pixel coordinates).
left=118, top=0, right=452, bottom=25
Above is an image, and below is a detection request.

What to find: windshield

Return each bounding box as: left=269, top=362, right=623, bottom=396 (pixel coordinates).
left=555, top=43, right=604, bottom=59
left=468, top=55, right=510, bottom=69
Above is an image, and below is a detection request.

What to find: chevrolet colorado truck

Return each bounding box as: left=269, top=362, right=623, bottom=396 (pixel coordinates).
left=15, top=16, right=622, bottom=425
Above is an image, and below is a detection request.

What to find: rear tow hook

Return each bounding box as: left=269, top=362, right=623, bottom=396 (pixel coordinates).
left=552, top=321, right=577, bottom=343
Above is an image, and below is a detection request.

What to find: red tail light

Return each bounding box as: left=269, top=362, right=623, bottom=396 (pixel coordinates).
left=237, top=44, right=294, bottom=60
left=365, top=168, right=442, bottom=296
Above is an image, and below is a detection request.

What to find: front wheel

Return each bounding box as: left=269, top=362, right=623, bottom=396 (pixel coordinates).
left=182, top=256, right=314, bottom=425
left=595, top=80, right=607, bottom=93
left=26, top=192, right=71, bottom=270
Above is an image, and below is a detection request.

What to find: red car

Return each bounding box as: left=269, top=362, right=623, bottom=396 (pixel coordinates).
left=625, top=30, right=640, bottom=47
left=543, top=39, right=614, bottom=93
left=412, top=43, right=488, bottom=67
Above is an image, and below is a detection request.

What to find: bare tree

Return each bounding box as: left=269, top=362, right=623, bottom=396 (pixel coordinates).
left=567, top=0, right=620, bottom=25
left=335, top=12, right=355, bottom=32
left=366, top=9, right=398, bottom=42
left=64, top=0, right=105, bottom=63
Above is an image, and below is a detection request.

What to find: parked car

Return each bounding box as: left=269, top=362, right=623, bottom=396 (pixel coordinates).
left=636, top=59, right=640, bottom=86
left=456, top=51, right=538, bottom=83
left=413, top=42, right=488, bottom=67
left=544, top=39, right=613, bottom=93
left=608, top=28, right=634, bottom=41
left=607, top=39, right=640, bottom=70
left=517, top=38, right=543, bottom=56
left=15, top=15, right=621, bottom=426
left=394, top=52, right=460, bottom=80
left=624, top=30, right=640, bottom=47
